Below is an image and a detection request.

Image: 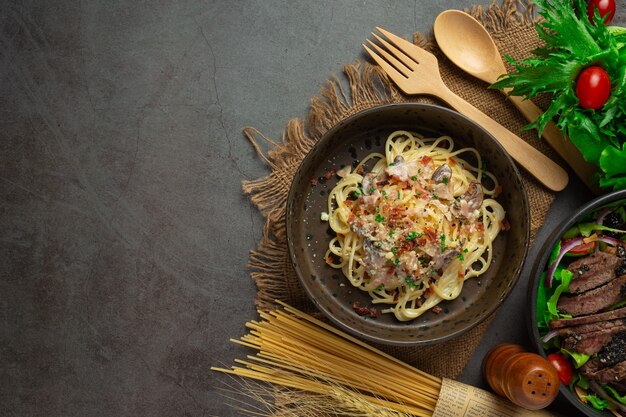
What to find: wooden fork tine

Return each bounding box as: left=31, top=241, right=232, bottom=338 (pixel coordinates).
left=375, top=26, right=433, bottom=62
left=363, top=44, right=409, bottom=88
left=370, top=33, right=417, bottom=71
left=365, top=39, right=411, bottom=77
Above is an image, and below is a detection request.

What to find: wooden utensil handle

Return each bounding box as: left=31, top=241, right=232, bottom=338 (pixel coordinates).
left=506, top=92, right=600, bottom=194
left=440, top=87, right=569, bottom=192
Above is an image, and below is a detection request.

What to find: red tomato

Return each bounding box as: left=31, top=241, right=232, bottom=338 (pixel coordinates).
left=576, top=66, right=611, bottom=110
left=587, top=0, right=616, bottom=25
left=547, top=353, right=573, bottom=385
left=565, top=240, right=595, bottom=256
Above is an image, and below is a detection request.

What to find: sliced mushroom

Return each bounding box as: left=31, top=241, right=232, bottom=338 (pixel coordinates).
left=432, top=163, right=452, bottom=183
left=451, top=181, right=484, bottom=220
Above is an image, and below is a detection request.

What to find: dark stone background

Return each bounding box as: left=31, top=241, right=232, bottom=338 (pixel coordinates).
left=2, top=1, right=620, bottom=416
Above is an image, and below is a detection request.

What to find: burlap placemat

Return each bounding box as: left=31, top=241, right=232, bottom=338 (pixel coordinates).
left=242, top=0, right=558, bottom=379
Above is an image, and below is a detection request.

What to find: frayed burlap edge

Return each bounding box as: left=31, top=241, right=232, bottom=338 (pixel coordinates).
left=242, top=0, right=554, bottom=379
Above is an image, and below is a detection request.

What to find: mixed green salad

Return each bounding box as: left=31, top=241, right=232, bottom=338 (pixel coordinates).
left=493, top=0, right=626, bottom=190
left=538, top=199, right=626, bottom=414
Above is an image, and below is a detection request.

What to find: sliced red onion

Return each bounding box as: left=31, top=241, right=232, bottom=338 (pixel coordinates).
left=546, top=237, right=586, bottom=288
left=541, top=329, right=560, bottom=343
left=596, top=208, right=613, bottom=225
left=598, top=235, right=622, bottom=246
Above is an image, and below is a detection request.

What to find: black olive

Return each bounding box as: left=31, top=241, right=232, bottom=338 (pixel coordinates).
left=604, top=212, right=625, bottom=238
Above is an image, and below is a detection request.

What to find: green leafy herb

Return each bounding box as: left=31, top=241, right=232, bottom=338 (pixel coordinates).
left=375, top=211, right=385, bottom=223
left=389, top=230, right=395, bottom=237
left=440, top=234, right=446, bottom=252
left=405, top=276, right=418, bottom=287
left=391, top=247, right=397, bottom=255
left=394, top=258, right=400, bottom=265
left=411, top=175, right=418, bottom=181
left=382, top=190, right=388, bottom=199
left=458, top=252, right=465, bottom=261
left=492, top=0, right=626, bottom=190
left=406, top=232, right=418, bottom=241
left=442, top=177, right=449, bottom=185
left=432, top=193, right=438, bottom=199
left=375, top=284, right=385, bottom=291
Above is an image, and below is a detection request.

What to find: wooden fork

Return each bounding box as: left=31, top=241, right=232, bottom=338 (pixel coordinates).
left=363, top=27, right=569, bottom=192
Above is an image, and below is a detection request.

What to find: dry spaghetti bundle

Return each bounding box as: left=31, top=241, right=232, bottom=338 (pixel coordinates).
left=212, top=301, right=442, bottom=416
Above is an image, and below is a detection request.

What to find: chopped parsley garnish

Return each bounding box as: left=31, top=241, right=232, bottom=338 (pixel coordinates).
left=389, top=230, right=395, bottom=237
left=442, top=177, right=449, bottom=185
left=394, top=258, right=400, bottom=265
left=376, top=242, right=382, bottom=248
left=406, top=232, right=418, bottom=241
left=405, top=276, right=418, bottom=287
left=458, top=252, right=465, bottom=261
left=397, top=192, right=401, bottom=199
left=417, top=192, right=421, bottom=197
left=418, top=168, right=422, bottom=174
left=455, top=197, right=461, bottom=202
left=419, top=258, right=428, bottom=265
left=350, top=190, right=359, bottom=199
left=464, top=248, right=468, bottom=253
left=376, top=284, right=384, bottom=291
left=389, top=162, right=395, bottom=167
left=358, top=186, right=364, bottom=195
left=440, top=235, right=446, bottom=252
left=432, top=193, right=438, bottom=198
left=411, top=175, right=418, bottom=181
left=375, top=212, right=385, bottom=223
left=391, top=247, right=397, bottom=255
left=369, top=186, right=375, bottom=193
left=382, top=190, right=388, bottom=199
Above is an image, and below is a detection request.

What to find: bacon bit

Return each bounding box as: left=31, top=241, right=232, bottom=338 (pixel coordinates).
left=310, top=178, right=318, bottom=186
left=500, top=217, right=511, bottom=231
left=494, top=185, right=503, bottom=197
left=421, top=156, right=432, bottom=166
left=417, top=237, right=427, bottom=246
left=393, top=291, right=399, bottom=302
left=425, top=284, right=435, bottom=296
left=326, top=255, right=334, bottom=265
left=458, top=270, right=465, bottom=279
left=476, top=222, right=485, bottom=232
left=344, top=200, right=354, bottom=207
left=431, top=305, right=443, bottom=314
left=352, top=301, right=379, bottom=318
left=322, top=167, right=336, bottom=180
left=424, top=227, right=437, bottom=241
left=356, top=165, right=365, bottom=175
left=448, top=157, right=457, bottom=166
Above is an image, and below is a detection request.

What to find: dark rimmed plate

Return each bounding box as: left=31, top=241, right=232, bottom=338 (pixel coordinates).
left=528, top=189, right=626, bottom=416
left=286, top=103, right=530, bottom=345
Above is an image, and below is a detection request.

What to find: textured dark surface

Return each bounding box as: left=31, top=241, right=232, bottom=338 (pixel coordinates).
left=0, top=1, right=614, bottom=416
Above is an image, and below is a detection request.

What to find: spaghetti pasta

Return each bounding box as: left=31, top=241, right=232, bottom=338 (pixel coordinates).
left=323, top=131, right=506, bottom=320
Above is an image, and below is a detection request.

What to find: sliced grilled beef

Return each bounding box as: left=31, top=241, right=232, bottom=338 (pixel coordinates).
left=582, top=332, right=626, bottom=383
left=562, top=319, right=626, bottom=354
left=551, top=306, right=626, bottom=329
left=567, top=251, right=621, bottom=294
left=582, top=359, right=626, bottom=384
left=557, top=275, right=626, bottom=317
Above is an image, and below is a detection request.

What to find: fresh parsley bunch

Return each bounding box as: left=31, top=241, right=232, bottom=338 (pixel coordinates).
left=493, top=0, right=626, bottom=190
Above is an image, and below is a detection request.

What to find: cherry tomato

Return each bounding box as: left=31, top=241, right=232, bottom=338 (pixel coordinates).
left=576, top=66, right=611, bottom=110
left=564, top=240, right=595, bottom=256
left=547, top=353, right=573, bottom=385
left=587, top=0, right=616, bottom=25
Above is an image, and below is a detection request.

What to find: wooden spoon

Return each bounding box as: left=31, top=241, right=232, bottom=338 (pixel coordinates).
left=434, top=9, right=600, bottom=193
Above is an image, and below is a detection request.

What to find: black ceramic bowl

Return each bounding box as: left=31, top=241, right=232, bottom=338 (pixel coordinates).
left=286, top=103, right=530, bottom=345
left=528, top=189, right=626, bottom=416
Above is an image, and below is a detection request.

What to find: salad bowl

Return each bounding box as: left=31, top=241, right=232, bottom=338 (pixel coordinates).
left=529, top=189, right=626, bottom=416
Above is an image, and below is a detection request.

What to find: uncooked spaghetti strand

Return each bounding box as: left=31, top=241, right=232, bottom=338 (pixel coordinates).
left=249, top=339, right=438, bottom=408
left=278, top=301, right=441, bottom=385
left=255, top=309, right=441, bottom=397
left=247, top=311, right=440, bottom=405
left=214, top=364, right=434, bottom=417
